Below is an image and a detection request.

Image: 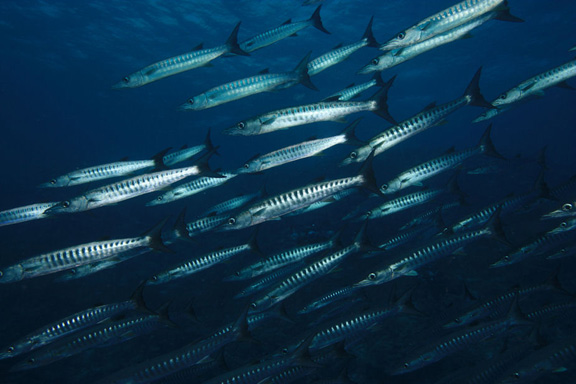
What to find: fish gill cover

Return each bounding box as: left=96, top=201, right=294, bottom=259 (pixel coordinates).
left=0, top=0, right=575, bottom=383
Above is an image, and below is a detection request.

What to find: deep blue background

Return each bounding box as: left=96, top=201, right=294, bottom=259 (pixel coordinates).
left=0, top=1, right=575, bottom=383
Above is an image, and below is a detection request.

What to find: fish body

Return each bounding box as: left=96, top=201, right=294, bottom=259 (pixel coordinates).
left=366, top=189, right=444, bottom=220
left=147, top=172, right=236, bottom=206
left=380, top=0, right=512, bottom=50
left=225, top=80, right=395, bottom=136
left=298, top=286, right=360, bottom=314
left=286, top=189, right=357, bottom=217
left=113, top=23, right=248, bottom=88
left=162, top=130, right=214, bottom=167
left=202, top=191, right=263, bottom=216
left=542, top=200, right=576, bottom=220
left=239, top=5, right=329, bottom=53
left=324, top=73, right=385, bottom=101
left=46, top=166, right=204, bottom=214
left=400, top=201, right=460, bottom=230
left=0, top=202, right=58, bottom=227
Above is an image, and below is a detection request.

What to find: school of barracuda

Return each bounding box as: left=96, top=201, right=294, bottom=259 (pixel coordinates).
left=1, top=0, right=576, bottom=383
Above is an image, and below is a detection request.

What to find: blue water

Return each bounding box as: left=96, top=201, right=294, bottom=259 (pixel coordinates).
left=0, top=1, right=575, bottom=383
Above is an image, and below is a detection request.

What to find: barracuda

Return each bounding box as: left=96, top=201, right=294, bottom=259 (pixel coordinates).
left=287, top=189, right=357, bottom=217
left=323, top=73, right=385, bottom=101
left=236, top=119, right=363, bottom=174
left=0, top=284, right=147, bottom=359
left=148, top=233, right=259, bottom=285
left=147, top=172, right=236, bottom=206
left=380, top=0, right=522, bottom=50
left=342, top=68, right=492, bottom=165
left=221, top=152, right=379, bottom=230
left=45, top=165, right=207, bottom=214
left=202, top=189, right=263, bottom=216
left=113, top=22, right=249, bottom=89
left=0, top=220, right=170, bottom=283
left=0, top=202, right=58, bottom=227
left=171, top=208, right=228, bottom=239
left=227, top=230, right=340, bottom=281
left=542, top=200, right=576, bottom=220
left=356, top=209, right=506, bottom=287
left=298, top=285, right=360, bottom=314
left=400, top=201, right=460, bottom=230
left=162, top=129, right=215, bottom=167
left=365, top=189, right=446, bottom=220
left=39, top=149, right=170, bottom=188
left=360, top=13, right=493, bottom=74
left=380, top=124, right=502, bottom=194
left=239, top=5, right=329, bottom=53
left=234, top=264, right=302, bottom=299
left=224, top=80, right=396, bottom=136
left=180, top=53, right=316, bottom=111
left=307, top=17, right=378, bottom=76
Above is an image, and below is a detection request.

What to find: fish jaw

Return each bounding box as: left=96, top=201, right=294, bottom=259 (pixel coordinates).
left=112, top=72, right=146, bottom=89
left=44, top=197, right=89, bottom=215
left=224, top=118, right=262, bottom=136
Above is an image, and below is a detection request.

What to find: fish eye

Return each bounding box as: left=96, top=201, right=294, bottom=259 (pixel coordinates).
left=50, top=179, right=56, bottom=185
left=368, top=272, right=376, bottom=280
left=28, top=358, right=35, bottom=364
left=561, top=222, right=567, bottom=228
left=282, top=348, right=288, bottom=354
left=61, top=201, right=70, bottom=208
left=157, top=196, right=163, bottom=201
left=235, top=271, right=240, bottom=276
left=499, top=93, right=507, bottom=100
left=123, top=76, right=130, bottom=83
left=187, top=99, right=194, bottom=105
left=0, top=271, right=3, bottom=278
left=513, top=372, right=520, bottom=379
left=371, top=58, right=379, bottom=65
left=381, top=184, right=388, bottom=190
left=397, top=31, right=406, bottom=40
left=403, top=362, right=409, bottom=369
left=250, top=302, right=257, bottom=309
left=151, top=275, right=158, bottom=281
left=70, top=269, right=76, bottom=275
left=562, top=203, right=573, bottom=211
left=228, top=218, right=236, bottom=225
left=504, top=255, right=510, bottom=260
left=454, top=318, right=461, bottom=324
left=7, top=346, right=14, bottom=353
left=243, top=164, right=250, bottom=169
left=349, top=151, right=357, bottom=159
left=237, top=122, right=245, bottom=129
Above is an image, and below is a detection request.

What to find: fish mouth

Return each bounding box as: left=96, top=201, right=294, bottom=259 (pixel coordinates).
left=357, top=66, right=374, bottom=75
left=111, top=82, right=129, bottom=90
left=223, top=127, right=241, bottom=136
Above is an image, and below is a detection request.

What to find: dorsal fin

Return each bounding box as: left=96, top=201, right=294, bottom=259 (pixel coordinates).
left=332, top=43, right=343, bottom=50
left=282, top=19, right=292, bottom=25
left=193, top=43, right=204, bottom=51
left=258, top=68, right=270, bottom=74
left=444, top=146, right=455, bottom=154
left=420, top=102, right=437, bottom=113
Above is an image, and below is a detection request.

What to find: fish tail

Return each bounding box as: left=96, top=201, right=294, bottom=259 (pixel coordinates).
left=152, top=147, right=171, bottom=170
left=155, top=301, right=178, bottom=328
left=309, top=5, right=330, bottom=34
left=130, top=281, right=153, bottom=313
left=463, top=67, right=494, bottom=108
left=370, top=75, right=397, bottom=124
left=532, top=169, right=555, bottom=201
left=247, top=228, right=264, bottom=257
left=172, top=208, right=192, bottom=240
left=362, top=16, right=379, bottom=48
left=477, top=124, right=506, bottom=159
left=354, top=220, right=379, bottom=253
left=226, top=22, right=250, bottom=56
left=446, top=173, right=467, bottom=205
left=372, top=71, right=386, bottom=87
left=484, top=206, right=511, bottom=247
left=358, top=150, right=383, bottom=196
left=144, top=218, right=174, bottom=253
left=493, top=1, right=525, bottom=23
left=342, top=118, right=365, bottom=147
left=293, top=51, right=318, bottom=91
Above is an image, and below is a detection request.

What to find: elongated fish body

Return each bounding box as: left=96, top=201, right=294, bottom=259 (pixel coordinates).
left=162, top=146, right=205, bottom=167
left=0, top=202, right=58, bottom=227
left=360, top=13, right=491, bottom=74
left=149, top=243, right=253, bottom=285
left=547, top=243, right=576, bottom=260
left=526, top=300, right=576, bottom=322
left=0, top=293, right=143, bottom=359
left=492, top=58, right=576, bottom=107
left=286, top=189, right=357, bottom=217
left=223, top=175, right=367, bottom=230
left=113, top=23, right=248, bottom=89
left=234, top=265, right=302, bottom=299
left=237, top=120, right=361, bottom=174
left=298, top=285, right=359, bottom=314
left=380, top=0, right=507, bottom=50
left=202, top=191, right=262, bottom=216
left=13, top=314, right=166, bottom=371
left=262, top=366, right=317, bottom=384
left=498, top=338, right=576, bottom=383
left=225, top=80, right=395, bottom=136
left=183, top=214, right=229, bottom=238
left=101, top=313, right=247, bottom=384
left=250, top=242, right=360, bottom=313
left=324, top=73, right=384, bottom=101
left=367, top=189, right=443, bottom=220
left=229, top=235, right=338, bottom=281
left=542, top=200, right=576, bottom=220
left=376, top=225, right=436, bottom=252
left=400, top=201, right=460, bottom=231
left=147, top=172, right=236, bottom=206
left=472, top=105, right=510, bottom=122
left=46, top=166, right=203, bottom=214
left=356, top=226, right=493, bottom=287
left=239, top=5, right=329, bottom=53
left=40, top=160, right=159, bottom=188
left=0, top=233, right=162, bottom=284
left=391, top=313, right=525, bottom=375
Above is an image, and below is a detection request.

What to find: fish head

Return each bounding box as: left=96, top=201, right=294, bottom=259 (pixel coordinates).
left=179, top=94, right=209, bottom=111
left=492, top=88, right=523, bottom=107
left=220, top=211, right=253, bottom=231
left=248, top=295, right=273, bottom=314
left=358, top=53, right=395, bottom=74
left=44, top=197, right=88, bottom=215
left=490, top=245, right=533, bottom=268
left=236, top=159, right=262, bottom=174
left=38, top=175, right=71, bottom=188
left=380, top=178, right=402, bottom=194
left=112, top=72, right=146, bottom=89
left=380, top=27, right=424, bottom=50
left=147, top=271, right=171, bottom=285
left=0, top=337, right=34, bottom=360
left=224, top=118, right=261, bottom=136
left=340, top=146, right=371, bottom=166
left=542, top=202, right=575, bottom=219
left=389, top=351, right=435, bottom=375
left=472, top=107, right=501, bottom=123
left=549, top=218, right=576, bottom=234
left=146, top=192, right=173, bottom=206
left=355, top=269, right=390, bottom=287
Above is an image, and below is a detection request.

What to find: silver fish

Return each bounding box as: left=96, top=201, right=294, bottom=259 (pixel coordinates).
left=307, top=17, right=378, bottom=76
left=380, top=0, right=521, bottom=50
left=0, top=221, right=169, bottom=283
left=542, top=200, right=576, bottom=220
left=224, top=80, right=396, bottom=136
left=147, top=172, right=236, bottom=206
left=298, top=285, right=360, bottom=314
left=162, top=130, right=214, bottom=167
left=180, top=53, right=316, bottom=111
left=171, top=208, right=228, bottom=239
left=239, top=5, right=329, bottom=53
left=323, top=72, right=385, bottom=101
left=46, top=165, right=207, bottom=214
left=39, top=149, right=169, bottom=188
left=236, top=119, right=363, bottom=174
left=113, top=23, right=249, bottom=89
left=365, top=188, right=446, bottom=220
left=286, top=189, right=357, bottom=217
left=234, top=264, right=302, bottom=299
left=341, top=68, right=492, bottom=165
left=0, top=202, right=58, bottom=227
left=380, top=124, right=502, bottom=194
left=201, top=189, right=263, bottom=216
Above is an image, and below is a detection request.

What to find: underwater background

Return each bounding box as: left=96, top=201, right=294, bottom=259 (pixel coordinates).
left=0, top=1, right=575, bottom=383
